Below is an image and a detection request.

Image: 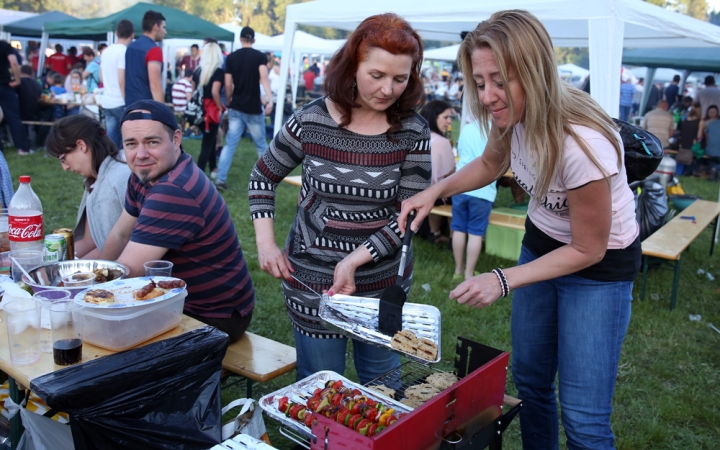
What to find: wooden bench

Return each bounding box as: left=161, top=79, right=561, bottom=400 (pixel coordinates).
left=640, top=199, right=720, bottom=309
left=221, top=332, right=297, bottom=398
left=21, top=120, right=54, bottom=127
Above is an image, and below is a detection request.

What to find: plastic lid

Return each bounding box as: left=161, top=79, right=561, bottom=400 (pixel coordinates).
left=18, top=175, right=31, bottom=183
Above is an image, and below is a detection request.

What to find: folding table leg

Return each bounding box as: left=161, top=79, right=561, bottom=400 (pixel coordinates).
left=8, top=377, right=26, bottom=450
left=640, top=256, right=649, bottom=301
left=710, top=217, right=718, bottom=256
left=670, top=255, right=682, bottom=310
left=246, top=379, right=253, bottom=399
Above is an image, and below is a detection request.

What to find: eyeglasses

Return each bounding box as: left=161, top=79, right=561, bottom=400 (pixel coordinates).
left=57, top=147, right=76, bottom=164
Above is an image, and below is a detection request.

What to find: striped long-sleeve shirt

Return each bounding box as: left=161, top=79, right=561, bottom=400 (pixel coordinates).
left=126, top=152, right=254, bottom=318
left=248, top=98, right=431, bottom=337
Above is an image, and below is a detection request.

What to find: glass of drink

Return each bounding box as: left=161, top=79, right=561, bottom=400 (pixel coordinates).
left=33, top=289, right=71, bottom=353
left=0, top=208, right=9, bottom=253
left=3, top=297, right=41, bottom=366
left=48, top=300, right=84, bottom=366
left=144, top=260, right=173, bottom=277
left=61, top=272, right=96, bottom=288
left=9, top=249, right=44, bottom=282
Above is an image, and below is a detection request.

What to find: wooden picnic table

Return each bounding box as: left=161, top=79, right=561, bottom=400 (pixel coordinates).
left=0, top=315, right=206, bottom=449
left=640, top=199, right=720, bottom=309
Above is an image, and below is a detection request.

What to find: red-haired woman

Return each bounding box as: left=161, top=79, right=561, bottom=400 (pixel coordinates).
left=249, top=13, right=431, bottom=383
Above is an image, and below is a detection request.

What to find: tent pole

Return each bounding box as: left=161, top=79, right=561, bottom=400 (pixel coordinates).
left=274, top=19, right=296, bottom=136
left=588, top=16, right=624, bottom=118
left=640, top=67, right=657, bottom=116
left=37, top=31, right=49, bottom=78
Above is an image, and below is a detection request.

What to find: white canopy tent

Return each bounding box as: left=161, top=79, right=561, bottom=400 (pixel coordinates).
left=275, top=0, right=720, bottom=134
left=424, top=44, right=460, bottom=62
left=0, top=9, right=36, bottom=41
left=254, top=31, right=345, bottom=105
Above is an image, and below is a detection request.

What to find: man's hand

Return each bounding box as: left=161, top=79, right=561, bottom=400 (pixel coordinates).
left=264, top=103, right=272, bottom=116
left=9, top=79, right=20, bottom=88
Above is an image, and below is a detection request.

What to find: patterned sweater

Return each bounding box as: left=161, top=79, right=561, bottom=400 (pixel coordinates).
left=249, top=98, right=431, bottom=337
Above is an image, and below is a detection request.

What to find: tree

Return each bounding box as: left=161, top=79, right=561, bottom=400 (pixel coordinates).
left=644, top=0, right=709, bottom=20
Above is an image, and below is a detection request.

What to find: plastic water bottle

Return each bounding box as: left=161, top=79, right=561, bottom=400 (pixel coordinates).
left=8, top=176, right=44, bottom=251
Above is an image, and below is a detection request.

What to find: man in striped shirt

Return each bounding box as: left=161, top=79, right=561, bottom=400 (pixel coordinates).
left=99, top=99, right=254, bottom=341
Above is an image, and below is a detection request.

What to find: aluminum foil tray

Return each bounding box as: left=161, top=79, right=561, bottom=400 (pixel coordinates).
left=258, top=370, right=412, bottom=440
left=318, top=294, right=442, bottom=364
left=210, top=434, right=277, bottom=450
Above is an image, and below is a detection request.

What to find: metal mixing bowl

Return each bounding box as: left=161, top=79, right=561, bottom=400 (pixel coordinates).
left=22, top=260, right=130, bottom=296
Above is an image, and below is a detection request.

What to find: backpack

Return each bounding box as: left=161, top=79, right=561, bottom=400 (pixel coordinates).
left=184, top=69, right=204, bottom=126
left=613, top=119, right=664, bottom=184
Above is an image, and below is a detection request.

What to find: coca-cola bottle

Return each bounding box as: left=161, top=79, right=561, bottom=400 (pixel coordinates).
left=9, top=176, right=44, bottom=251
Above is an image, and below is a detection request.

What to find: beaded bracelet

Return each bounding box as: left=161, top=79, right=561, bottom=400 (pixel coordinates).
left=492, top=268, right=509, bottom=298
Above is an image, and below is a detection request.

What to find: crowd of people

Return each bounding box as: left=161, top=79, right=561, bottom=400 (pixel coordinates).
left=2, top=7, right=720, bottom=449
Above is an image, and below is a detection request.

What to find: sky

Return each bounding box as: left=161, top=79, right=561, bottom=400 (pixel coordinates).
left=708, top=0, right=720, bottom=12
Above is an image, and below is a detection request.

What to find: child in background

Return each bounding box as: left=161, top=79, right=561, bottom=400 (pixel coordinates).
left=48, top=73, right=67, bottom=119
left=451, top=121, right=497, bottom=280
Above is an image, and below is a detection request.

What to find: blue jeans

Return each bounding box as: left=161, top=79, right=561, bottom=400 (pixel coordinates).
left=0, top=84, right=29, bottom=151
left=511, top=246, right=632, bottom=450
left=216, top=109, right=268, bottom=184
left=104, top=105, right=125, bottom=150
left=619, top=105, right=631, bottom=122
left=292, top=328, right=399, bottom=385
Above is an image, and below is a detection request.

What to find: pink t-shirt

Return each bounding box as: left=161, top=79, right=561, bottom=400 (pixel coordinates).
left=510, top=123, right=639, bottom=249
left=430, top=133, right=456, bottom=185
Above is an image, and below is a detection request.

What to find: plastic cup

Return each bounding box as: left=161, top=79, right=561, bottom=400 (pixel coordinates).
left=9, top=249, right=44, bottom=282
left=33, top=289, right=71, bottom=353
left=0, top=209, right=8, bottom=253
left=3, top=297, right=41, bottom=366
left=48, top=300, right=84, bottom=366
left=61, top=272, right=96, bottom=288
left=144, top=260, right=173, bottom=277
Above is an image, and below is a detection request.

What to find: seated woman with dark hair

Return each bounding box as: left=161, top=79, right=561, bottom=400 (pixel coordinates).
left=46, top=115, right=131, bottom=258
left=419, top=100, right=456, bottom=243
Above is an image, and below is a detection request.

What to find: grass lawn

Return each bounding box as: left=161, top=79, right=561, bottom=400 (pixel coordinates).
left=3, top=131, right=719, bottom=449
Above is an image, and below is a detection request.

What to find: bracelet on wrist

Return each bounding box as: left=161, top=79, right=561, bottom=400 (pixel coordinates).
left=492, top=268, right=509, bottom=298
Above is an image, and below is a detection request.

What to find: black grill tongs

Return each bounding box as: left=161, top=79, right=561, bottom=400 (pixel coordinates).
left=378, top=212, right=416, bottom=336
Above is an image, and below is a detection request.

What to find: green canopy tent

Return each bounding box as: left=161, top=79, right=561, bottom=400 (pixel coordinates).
left=623, top=47, right=720, bottom=73
left=3, top=11, right=76, bottom=37
left=622, top=47, right=720, bottom=114
left=38, top=3, right=234, bottom=75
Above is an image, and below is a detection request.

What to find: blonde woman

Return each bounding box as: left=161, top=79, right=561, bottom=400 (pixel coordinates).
left=399, top=10, right=640, bottom=449
left=193, top=42, right=225, bottom=174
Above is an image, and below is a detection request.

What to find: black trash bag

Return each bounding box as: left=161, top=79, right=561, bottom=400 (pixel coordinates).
left=31, top=326, right=229, bottom=450
left=613, top=119, right=664, bottom=184
left=635, top=181, right=668, bottom=241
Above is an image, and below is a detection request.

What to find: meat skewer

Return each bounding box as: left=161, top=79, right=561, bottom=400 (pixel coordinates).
left=156, top=279, right=186, bottom=289
left=134, top=280, right=157, bottom=299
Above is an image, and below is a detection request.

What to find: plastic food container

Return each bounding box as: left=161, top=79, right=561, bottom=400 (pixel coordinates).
left=81, top=290, right=186, bottom=351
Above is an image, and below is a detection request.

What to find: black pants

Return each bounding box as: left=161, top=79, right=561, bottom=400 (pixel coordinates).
left=198, top=122, right=218, bottom=172
left=0, top=84, right=30, bottom=151
left=185, top=309, right=252, bottom=344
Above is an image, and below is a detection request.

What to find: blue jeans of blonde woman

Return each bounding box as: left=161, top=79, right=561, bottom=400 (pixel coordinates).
left=215, top=109, right=268, bottom=185
left=511, top=246, right=632, bottom=450
left=292, top=328, right=399, bottom=385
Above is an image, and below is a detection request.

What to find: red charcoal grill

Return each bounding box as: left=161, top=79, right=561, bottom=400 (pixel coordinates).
left=284, top=337, right=521, bottom=450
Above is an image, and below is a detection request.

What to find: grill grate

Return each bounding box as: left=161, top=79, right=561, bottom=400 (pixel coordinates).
left=365, top=361, right=457, bottom=402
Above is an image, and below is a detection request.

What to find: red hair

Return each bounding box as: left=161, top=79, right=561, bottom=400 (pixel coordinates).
left=324, top=13, right=425, bottom=136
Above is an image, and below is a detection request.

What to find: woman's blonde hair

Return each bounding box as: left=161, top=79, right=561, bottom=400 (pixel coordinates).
left=199, top=42, right=223, bottom=88
left=458, top=10, right=622, bottom=203
left=688, top=104, right=702, bottom=121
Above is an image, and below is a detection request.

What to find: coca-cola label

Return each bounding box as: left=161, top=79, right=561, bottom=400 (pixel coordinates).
left=8, top=215, right=44, bottom=242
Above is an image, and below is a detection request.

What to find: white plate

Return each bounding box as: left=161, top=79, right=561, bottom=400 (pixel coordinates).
left=73, top=276, right=186, bottom=309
